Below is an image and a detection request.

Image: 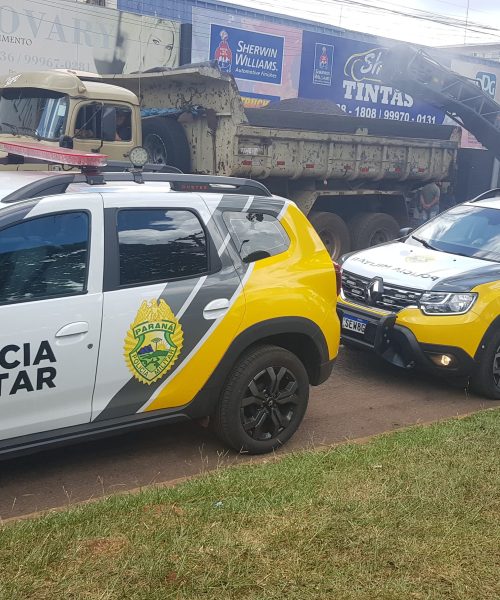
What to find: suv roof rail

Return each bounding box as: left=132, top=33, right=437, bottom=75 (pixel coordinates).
left=102, top=161, right=183, bottom=174
left=470, top=188, right=500, bottom=202
left=2, top=172, right=273, bottom=204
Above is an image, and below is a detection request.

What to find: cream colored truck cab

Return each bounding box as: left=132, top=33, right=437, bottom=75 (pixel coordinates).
left=0, top=70, right=141, bottom=170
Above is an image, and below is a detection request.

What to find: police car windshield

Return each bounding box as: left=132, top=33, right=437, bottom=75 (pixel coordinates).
left=407, top=204, right=500, bottom=263
left=0, top=88, right=68, bottom=141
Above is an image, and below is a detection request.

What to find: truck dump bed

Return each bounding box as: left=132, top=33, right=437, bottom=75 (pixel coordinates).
left=102, top=64, right=460, bottom=187
left=233, top=113, right=459, bottom=184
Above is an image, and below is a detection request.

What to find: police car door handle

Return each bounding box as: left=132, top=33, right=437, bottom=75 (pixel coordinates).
left=203, top=298, right=230, bottom=320
left=55, top=322, right=89, bottom=337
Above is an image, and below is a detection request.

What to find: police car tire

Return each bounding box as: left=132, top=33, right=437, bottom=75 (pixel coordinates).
left=141, top=117, right=191, bottom=172
left=308, top=211, right=351, bottom=261
left=212, top=344, right=309, bottom=454
left=471, top=330, right=500, bottom=400
left=349, top=212, right=400, bottom=250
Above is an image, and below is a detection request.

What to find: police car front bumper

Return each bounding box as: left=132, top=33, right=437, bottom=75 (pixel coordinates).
left=337, top=301, right=476, bottom=377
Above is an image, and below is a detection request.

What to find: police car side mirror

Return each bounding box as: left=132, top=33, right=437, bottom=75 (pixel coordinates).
left=399, top=227, right=413, bottom=238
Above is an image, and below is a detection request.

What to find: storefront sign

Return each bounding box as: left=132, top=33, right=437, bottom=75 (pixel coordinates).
left=210, top=24, right=284, bottom=84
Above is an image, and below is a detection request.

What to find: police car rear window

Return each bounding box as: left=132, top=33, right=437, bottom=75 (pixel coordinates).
left=0, top=212, right=89, bottom=304
left=223, top=211, right=289, bottom=263
left=117, top=209, right=209, bottom=286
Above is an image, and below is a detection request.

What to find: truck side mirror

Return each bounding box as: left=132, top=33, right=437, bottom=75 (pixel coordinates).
left=399, top=227, right=413, bottom=238
left=59, top=135, right=73, bottom=149
left=101, top=107, right=116, bottom=142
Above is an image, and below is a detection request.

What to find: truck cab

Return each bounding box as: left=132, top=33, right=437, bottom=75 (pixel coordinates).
left=0, top=70, right=141, bottom=169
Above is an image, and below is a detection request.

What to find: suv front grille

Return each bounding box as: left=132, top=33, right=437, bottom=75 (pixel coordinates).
left=342, top=270, right=423, bottom=312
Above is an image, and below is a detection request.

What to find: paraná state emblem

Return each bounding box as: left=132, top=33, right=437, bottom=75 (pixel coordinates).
left=124, top=299, right=183, bottom=385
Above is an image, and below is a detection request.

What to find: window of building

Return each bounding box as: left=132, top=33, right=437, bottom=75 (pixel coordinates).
left=117, top=209, right=209, bottom=286
left=0, top=212, right=89, bottom=304
left=223, top=211, right=290, bottom=263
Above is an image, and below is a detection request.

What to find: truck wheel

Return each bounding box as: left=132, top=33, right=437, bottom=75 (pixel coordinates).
left=308, top=211, right=351, bottom=260
left=471, top=329, right=500, bottom=400
left=349, top=212, right=400, bottom=250
left=142, top=117, right=190, bottom=172
left=211, top=345, right=309, bottom=454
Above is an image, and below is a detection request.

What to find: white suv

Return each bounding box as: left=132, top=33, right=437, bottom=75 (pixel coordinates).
left=0, top=169, right=340, bottom=457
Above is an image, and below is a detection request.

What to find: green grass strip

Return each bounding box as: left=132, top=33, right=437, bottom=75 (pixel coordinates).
left=1, top=409, right=499, bottom=600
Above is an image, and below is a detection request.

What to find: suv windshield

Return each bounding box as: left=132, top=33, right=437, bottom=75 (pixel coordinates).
left=407, top=203, right=500, bottom=262
left=0, top=88, right=68, bottom=140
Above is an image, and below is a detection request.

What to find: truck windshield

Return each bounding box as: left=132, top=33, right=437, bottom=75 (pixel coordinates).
left=0, top=88, right=68, bottom=140
left=407, top=203, right=500, bottom=263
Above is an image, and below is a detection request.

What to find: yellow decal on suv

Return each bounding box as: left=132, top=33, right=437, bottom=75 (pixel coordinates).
left=124, top=299, right=184, bottom=385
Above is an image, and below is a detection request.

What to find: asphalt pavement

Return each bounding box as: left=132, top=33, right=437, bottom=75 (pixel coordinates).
left=1, top=346, right=498, bottom=520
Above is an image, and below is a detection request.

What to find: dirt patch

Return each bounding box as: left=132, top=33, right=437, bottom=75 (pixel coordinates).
left=81, top=536, right=128, bottom=557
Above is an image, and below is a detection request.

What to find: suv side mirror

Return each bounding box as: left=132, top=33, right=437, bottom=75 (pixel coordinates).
left=399, top=227, right=413, bottom=238
left=101, top=107, right=116, bottom=142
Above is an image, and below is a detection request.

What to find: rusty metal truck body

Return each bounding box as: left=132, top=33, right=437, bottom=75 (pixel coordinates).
left=0, top=64, right=459, bottom=256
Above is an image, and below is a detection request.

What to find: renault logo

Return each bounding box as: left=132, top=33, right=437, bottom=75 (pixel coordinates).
left=366, top=276, right=384, bottom=304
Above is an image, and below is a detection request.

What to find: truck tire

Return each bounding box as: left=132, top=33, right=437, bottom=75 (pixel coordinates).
left=349, top=212, right=400, bottom=250
left=141, top=117, right=190, bottom=172
left=211, top=344, right=309, bottom=454
left=308, top=211, right=351, bottom=260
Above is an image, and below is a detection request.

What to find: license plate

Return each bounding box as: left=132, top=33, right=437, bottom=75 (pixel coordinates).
left=342, top=314, right=368, bottom=335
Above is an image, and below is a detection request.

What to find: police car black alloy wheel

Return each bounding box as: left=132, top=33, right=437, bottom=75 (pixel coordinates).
left=212, top=345, right=309, bottom=454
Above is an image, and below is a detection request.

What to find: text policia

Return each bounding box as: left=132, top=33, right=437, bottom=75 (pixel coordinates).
left=0, top=341, right=57, bottom=396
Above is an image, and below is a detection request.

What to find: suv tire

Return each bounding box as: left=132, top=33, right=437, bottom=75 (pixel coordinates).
left=471, top=329, right=500, bottom=399
left=212, top=345, right=309, bottom=454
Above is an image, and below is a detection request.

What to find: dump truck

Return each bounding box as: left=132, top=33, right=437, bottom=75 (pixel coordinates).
left=0, top=63, right=460, bottom=258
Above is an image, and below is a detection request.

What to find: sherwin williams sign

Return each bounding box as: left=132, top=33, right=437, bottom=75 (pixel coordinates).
left=312, top=43, right=334, bottom=86
left=192, top=7, right=302, bottom=101
left=0, top=0, right=180, bottom=75
left=299, top=31, right=445, bottom=125
left=210, top=25, right=284, bottom=84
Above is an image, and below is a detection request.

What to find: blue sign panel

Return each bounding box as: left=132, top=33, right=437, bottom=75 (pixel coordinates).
left=210, top=24, right=284, bottom=84
left=299, top=31, right=445, bottom=124
left=476, top=71, right=497, bottom=98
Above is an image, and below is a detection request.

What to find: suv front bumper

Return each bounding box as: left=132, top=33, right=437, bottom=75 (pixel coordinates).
left=337, top=300, right=476, bottom=377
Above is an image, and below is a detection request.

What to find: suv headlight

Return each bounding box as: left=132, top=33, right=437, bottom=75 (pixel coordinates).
left=419, top=292, right=477, bottom=315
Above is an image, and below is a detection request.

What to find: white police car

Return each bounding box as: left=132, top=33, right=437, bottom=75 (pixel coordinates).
left=0, top=145, right=340, bottom=457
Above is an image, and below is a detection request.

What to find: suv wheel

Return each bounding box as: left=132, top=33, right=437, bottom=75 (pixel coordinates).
left=212, top=345, right=309, bottom=454
left=471, top=330, right=500, bottom=399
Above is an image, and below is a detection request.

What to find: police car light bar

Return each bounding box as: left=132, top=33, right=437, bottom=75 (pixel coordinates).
left=0, top=140, right=108, bottom=168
